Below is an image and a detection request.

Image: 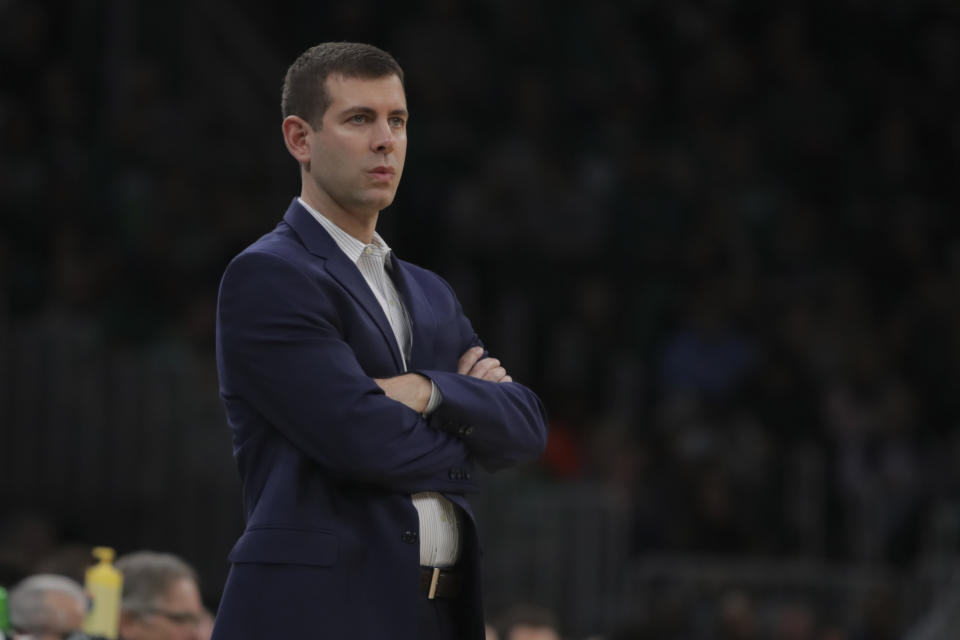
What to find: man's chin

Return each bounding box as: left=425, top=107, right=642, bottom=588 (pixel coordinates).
left=365, top=192, right=397, bottom=212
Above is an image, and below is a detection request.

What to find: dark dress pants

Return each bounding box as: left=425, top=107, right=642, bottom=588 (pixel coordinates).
left=417, top=593, right=462, bottom=640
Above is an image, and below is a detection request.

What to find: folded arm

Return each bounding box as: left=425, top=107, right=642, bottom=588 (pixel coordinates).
left=374, top=351, right=547, bottom=472
left=217, top=251, right=477, bottom=494
left=418, top=363, right=548, bottom=472
left=409, top=280, right=548, bottom=472
left=371, top=347, right=507, bottom=413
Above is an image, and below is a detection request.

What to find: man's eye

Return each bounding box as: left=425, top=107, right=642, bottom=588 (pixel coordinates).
left=350, top=114, right=368, bottom=123
left=389, top=117, right=405, bottom=127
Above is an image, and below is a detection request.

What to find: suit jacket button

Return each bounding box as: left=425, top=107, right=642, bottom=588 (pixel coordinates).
left=448, top=469, right=459, bottom=480
left=465, top=471, right=472, bottom=480
left=401, top=530, right=418, bottom=544
left=459, top=425, right=474, bottom=436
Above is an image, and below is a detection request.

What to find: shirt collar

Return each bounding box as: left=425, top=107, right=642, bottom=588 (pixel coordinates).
left=297, top=197, right=393, bottom=266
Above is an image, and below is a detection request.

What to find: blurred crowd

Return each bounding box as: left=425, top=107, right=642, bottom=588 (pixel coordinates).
left=1, top=544, right=211, bottom=640
left=2, top=0, right=959, bottom=638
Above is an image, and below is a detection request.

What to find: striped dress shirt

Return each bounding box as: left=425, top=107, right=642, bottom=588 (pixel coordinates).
left=298, top=198, right=461, bottom=568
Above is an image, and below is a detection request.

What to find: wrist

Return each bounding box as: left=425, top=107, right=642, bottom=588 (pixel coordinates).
left=409, top=373, right=432, bottom=413
left=375, top=373, right=432, bottom=413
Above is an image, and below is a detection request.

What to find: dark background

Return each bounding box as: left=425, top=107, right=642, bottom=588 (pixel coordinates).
left=2, top=0, right=960, bottom=637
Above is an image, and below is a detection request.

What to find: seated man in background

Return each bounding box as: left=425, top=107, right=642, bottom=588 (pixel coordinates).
left=115, top=552, right=207, bottom=640
left=8, top=574, right=89, bottom=640
left=494, top=604, right=562, bottom=640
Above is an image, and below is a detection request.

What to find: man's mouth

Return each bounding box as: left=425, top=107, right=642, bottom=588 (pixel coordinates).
left=368, top=167, right=395, bottom=181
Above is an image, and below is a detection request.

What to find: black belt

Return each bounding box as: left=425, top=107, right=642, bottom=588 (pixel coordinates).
left=420, top=566, right=463, bottom=599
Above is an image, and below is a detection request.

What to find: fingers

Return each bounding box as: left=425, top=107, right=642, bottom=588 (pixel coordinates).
left=468, top=356, right=499, bottom=379
left=457, top=346, right=484, bottom=375
left=459, top=347, right=514, bottom=383
left=489, top=367, right=507, bottom=382
left=468, top=357, right=510, bottom=383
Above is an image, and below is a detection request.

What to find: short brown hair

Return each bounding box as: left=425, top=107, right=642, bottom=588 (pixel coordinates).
left=281, top=42, right=404, bottom=127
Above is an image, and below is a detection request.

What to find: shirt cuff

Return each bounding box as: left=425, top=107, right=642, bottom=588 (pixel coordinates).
left=423, top=380, right=443, bottom=416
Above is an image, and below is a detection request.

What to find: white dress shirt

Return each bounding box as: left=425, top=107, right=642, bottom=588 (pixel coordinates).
left=299, top=198, right=461, bottom=567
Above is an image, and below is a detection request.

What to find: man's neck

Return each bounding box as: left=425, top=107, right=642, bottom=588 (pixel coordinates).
left=300, top=190, right=378, bottom=245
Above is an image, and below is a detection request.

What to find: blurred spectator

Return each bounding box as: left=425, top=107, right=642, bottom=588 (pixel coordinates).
left=493, top=604, right=562, bottom=640
left=819, top=625, right=847, bottom=640
left=115, top=552, right=207, bottom=640
left=8, top=574, right=88, bottom=640
left=715, top=590, right=757, bottom=640
left=194, top=610, right=213, bottom=640
left=606, top=626, right=656, bottom=640
left=773, top=603, right=817, bottom=640
left=853, top=588, right=899, bottom=640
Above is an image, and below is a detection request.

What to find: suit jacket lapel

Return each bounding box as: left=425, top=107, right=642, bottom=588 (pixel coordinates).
left=389, top=256, right=437, bottom=371
left=282, top=200, right=404, bottom=372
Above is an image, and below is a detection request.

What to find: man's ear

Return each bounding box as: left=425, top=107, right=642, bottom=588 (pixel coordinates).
left=282, top=115, right=313, bottom=164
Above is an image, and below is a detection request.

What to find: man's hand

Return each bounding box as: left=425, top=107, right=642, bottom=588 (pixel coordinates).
left=458, top=346, right=512, bottom=383
left=373, top=374, right=433, bottom=413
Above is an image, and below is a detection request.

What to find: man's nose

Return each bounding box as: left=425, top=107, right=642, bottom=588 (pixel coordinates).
left=371, top=121, right=395, bottom=155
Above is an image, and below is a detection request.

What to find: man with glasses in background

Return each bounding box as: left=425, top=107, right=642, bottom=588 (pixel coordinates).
left=115, top=552, right=208, bottom=640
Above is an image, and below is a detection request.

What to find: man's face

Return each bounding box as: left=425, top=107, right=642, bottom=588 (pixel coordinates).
left=21, top=591, right=86, bottom=640
left=118, top=578, right=206, bottom=640
left=508, top=626, right=562, bottom=640
left=302, top=73, right=408, bottom=220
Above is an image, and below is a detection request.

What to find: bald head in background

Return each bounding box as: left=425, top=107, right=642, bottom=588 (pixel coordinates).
left=8, top=574, right=88, bottom=640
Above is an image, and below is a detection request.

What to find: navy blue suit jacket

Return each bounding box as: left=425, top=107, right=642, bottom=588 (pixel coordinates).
left=211, top=200, right=548, bottom=639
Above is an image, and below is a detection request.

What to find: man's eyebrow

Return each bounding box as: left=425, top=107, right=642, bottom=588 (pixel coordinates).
left=339, top=106, right=376, bottom=118
left=338, top=106, right=408, bottom=119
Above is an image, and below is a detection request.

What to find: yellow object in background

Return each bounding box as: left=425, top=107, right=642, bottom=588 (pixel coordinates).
left=83, top=546, right=123, bottom=639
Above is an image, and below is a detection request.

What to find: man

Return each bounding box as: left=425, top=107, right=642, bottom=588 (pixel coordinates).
left=494, top=605, right=562, bottom=640
left=115, top=552, right=206, bottom=640
left=212, top=42, right=547, bottom=639
left=7, top=574, right=88, bottom=640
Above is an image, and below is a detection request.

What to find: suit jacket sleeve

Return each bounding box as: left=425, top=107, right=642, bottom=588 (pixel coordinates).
left=416, top=279, right=548, bottom=473
left=217, top=250, right=478, bottom=495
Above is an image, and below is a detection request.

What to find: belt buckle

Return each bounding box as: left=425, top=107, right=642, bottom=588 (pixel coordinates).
left=427, top=567, right=440, bottom=600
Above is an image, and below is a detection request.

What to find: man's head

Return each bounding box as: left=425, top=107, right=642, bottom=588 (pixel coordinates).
left=281, top=43, right=408, bottom=236
left=115, top=552, right=205, bottom=640
left=494, top=604, right=562, bottom=640
left=282, top=42, right=404, bottom=129
left=8, top=573, right=89, bottom=640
